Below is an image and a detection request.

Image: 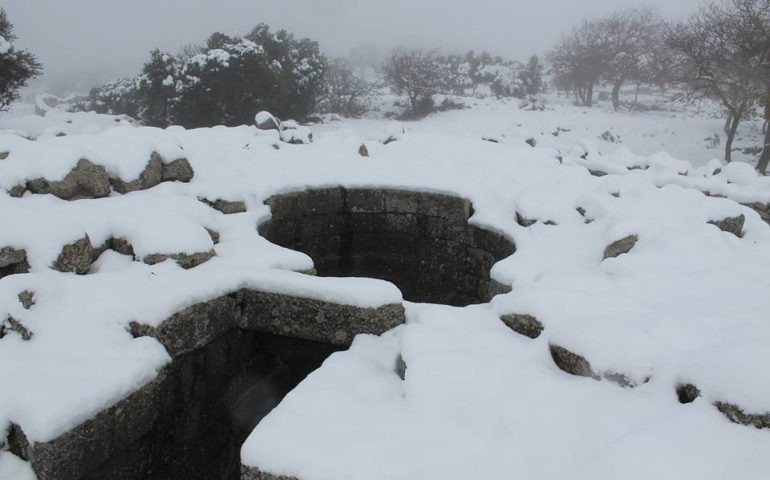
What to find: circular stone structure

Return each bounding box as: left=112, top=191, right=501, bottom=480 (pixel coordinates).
left=259, top=187, right=516, bottom=306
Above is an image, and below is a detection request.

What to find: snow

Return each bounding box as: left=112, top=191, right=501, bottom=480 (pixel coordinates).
left=1, top=93, right=770, bottom=478
left=0, top=36, right=10, bottom=55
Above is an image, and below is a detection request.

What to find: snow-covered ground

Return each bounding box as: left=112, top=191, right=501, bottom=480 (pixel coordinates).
left=1, top=96, right=769, bottom=479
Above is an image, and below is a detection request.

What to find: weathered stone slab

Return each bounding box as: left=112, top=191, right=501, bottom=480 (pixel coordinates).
left=9, top=374, right=165, bottom=480
left=129, top=296, right=238, bottom=357
left=240, top=290, right=405, bottom=346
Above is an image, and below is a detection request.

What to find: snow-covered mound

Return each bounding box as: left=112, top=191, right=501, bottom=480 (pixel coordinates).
left=1, top=103, right=769, bottom=479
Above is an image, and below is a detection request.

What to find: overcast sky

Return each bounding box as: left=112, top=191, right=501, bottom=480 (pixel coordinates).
left=5, top=0, right=704, bottom=93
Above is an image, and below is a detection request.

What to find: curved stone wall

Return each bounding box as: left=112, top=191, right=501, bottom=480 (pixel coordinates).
left=259, top=187, right=516, bottom=306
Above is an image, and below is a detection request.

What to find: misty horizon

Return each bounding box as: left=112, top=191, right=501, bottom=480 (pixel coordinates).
left=5, top=0, right=703, bottom=93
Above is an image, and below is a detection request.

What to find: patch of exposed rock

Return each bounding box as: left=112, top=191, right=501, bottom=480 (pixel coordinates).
left=110, top=153, right=163, bottom=194
left=1, top=316, right=33, bottom=340
left=241, top=467, right=300, bottom=480
left=198, top=197, right=247, bottom=215
left=52, top=236, right=95, bottom=274
left=161, top=158, right=195, bottom=183
left=708, top=214, right=745, bottom=238
left=18, top=291, right=35, bottom=310
left=143, top=250, right=216, bottom=269
left=603, top=235, right=638, bottom=259
left=743, top=202, right=770, bottom=225
left=0, top=247, right=30, bottom=278
left=549, top=344, right=641, bottom=388
left=27, top=159, right=111, bottom=200
left=500, top=313, right=544, bottom=339
left=676, top=383, right=700, bottom=404
left=715, top=402, right=770, bottom=429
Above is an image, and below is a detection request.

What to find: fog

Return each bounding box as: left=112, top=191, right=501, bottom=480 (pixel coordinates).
left=5, top=0, right=704, bottom=93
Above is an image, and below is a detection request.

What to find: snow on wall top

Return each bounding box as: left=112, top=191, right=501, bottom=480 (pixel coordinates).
left=0, top=104, right=769, bottom=478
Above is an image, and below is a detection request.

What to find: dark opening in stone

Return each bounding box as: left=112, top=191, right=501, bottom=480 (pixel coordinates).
left=259, top=187, right=516, bottom=306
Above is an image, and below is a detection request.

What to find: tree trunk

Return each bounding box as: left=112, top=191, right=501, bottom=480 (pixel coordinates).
left=611, top=78, right=625, bottom=111
left=585, top=83, right=594, bottom=107
left=724, top=113, right=741, bottom=163
left=632, top=83, right=641, bottom=110
left=757, top=97, right=770, bottom=174
left=757, top=124, right=770, bottom=174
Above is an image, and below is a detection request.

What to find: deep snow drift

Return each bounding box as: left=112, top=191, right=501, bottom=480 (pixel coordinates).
left=1, top=97, right=769, bottom=479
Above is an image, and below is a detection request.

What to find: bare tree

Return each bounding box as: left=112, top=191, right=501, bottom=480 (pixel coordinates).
left=665, top=0, right=770, bottom=163
left=320, top=58, right=375, bottom=117
left=548, top=19, right=611, bottom=107
left=601, top=7, right=667, bottom=110
left=382, top=49, right=442, bottom=117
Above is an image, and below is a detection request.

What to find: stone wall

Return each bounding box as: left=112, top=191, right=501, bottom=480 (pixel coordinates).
left=259, top=188, right=515, bottom=306
left=8, top=291, right=405, bottom=480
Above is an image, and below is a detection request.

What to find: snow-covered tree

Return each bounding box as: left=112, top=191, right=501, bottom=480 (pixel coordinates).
left=665, top=0, right=770, bottom=163
left=320, top=58, right=375, bottom=117
left=136, top=49, right=178, bottom=127
left=383, top=49, right=443, bottom=118
left=0, top=8, right=42, bottom=111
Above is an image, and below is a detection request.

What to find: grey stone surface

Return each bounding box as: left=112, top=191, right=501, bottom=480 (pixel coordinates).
left=52, top=236, right=95, bottom=274
left=240, top=290, right=405, bottom=346
left=7, top=185, right=26, bottom=197
left=110, top=153, right=163, bottom=194
left=395, top=353, right=407, bottom=380
left=0, top=247, right=26, bottom=268
left=0, top=247, right=29, bottom=278
left=161, top=158, right=194, bottom=183
left=676, top=383, right=700, bottom=404
left=9, top=374, right=164, bottom=480
left=143, top=250, right=216, bottom=269
left=500, top=313, right=544, bottom=339
left=743, top=202, right=770, bottom=225
left=708, top=214, right=745, bottom=237
left=129, top=296, right=238, bottom=357
left=2, top=316, right=33, bottom=340
left=358, top=144, right=369, bottom=157
left=549, top=344, right=643, bottom=388
left=18, top=290, right=35, bottom=309
left=603, top=235, right=638, bottom=259
left=199, top=197, right=248, bottom=215
left=242, top=466, right=300, bottom=480
left=550, top=344, right=598, bottom=379
left=27, top=159, right=111, bottom=200
left=715, top=402, right=770, bottom=429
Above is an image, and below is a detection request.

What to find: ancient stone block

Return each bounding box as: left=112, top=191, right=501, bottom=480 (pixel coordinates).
left=239, top=290, right=405, bottom=346
left=129, top=296, right=238, bottom=357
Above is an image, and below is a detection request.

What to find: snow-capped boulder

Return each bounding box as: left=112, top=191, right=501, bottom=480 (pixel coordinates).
left=255, top=111, right=280, bottom=131
left=110, top=153, right=164, bottom=194
left=27, top=159, right=111, bottom=200
left=280, top=125, right=313, bottom=145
